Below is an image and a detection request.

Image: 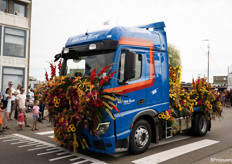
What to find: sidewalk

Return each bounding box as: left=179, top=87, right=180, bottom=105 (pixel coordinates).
left=1, top=111, right=53, bottom=135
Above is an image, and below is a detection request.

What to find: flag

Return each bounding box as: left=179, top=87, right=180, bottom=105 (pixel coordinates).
left=103, top=20, right=110, bottom=25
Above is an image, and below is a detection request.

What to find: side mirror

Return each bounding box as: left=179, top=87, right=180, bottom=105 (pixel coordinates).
left=124, top=51, right=136, bottom=81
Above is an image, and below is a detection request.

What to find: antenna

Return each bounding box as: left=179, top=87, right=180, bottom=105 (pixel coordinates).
left=85, top=24, right=90, bottom=35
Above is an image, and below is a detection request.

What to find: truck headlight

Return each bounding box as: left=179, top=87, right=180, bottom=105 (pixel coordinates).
left=97, top=122, right=110, bottom=135
left=63, top=48, right=69, bottom=54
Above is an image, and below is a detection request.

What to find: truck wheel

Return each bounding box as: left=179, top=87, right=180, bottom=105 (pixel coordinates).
left=194, top=114, right=208, bottom=137
left=129, top=119, right=152, bottom=154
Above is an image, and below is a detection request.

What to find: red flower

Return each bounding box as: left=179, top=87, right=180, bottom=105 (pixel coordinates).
left=45, top=71, right=49, bottom=81
left=192, top=78, right=195, bottom=85
left=109, top=71, right=116, bottom=78
left=58, top=59, right=62, bottom=73
left=99, top=79, right=105, bottom=86
left=50, top=63, right=56, bottom=80
left=90, top=69, right=96, bottom=84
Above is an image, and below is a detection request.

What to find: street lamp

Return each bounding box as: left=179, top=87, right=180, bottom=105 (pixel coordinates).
left=203, top=39, right=210, bottom=83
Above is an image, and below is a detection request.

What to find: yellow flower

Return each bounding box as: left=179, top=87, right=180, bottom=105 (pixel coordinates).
left=209, top=105, right=212, bottom=109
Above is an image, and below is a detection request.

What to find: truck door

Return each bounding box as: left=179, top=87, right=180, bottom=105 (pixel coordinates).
left=146, top=51, right=162, bottom=106
left=114, top=48, right=147, bottom=112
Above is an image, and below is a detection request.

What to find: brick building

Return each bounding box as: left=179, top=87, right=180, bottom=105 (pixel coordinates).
left=213, top=76, right=228, bottom=85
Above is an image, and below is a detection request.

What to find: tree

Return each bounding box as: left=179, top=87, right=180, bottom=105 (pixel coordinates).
left=168, top=44, right=181, bottom=67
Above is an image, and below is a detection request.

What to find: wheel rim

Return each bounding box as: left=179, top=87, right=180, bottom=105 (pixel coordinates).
left=134, top=126, right=149, bottom=148
left=199, top=116, right=207, bottom=133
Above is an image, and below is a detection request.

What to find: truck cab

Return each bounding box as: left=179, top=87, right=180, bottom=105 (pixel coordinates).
left=57, top=22, right=171, bottom=154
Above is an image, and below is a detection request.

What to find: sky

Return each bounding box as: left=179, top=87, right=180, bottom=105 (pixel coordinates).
left=30, top=0, right=232, bottom=83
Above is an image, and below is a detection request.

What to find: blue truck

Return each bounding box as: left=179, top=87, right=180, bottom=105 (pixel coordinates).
left=56, top=22, right=210, bottom=154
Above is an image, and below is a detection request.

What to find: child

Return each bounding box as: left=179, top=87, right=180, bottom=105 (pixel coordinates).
left=32, top=100, right=40, bottom=131
left=17, top=108, right=24, bottom=131
left=0, top=102, right=7, bottom=134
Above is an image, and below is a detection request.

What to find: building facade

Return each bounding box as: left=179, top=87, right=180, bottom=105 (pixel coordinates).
left=0, top=0, right=32, bottom=93
left=213, top=76, right=228, bottom=85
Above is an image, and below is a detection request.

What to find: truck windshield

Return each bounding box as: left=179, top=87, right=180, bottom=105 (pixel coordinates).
left=61, top=51, right=115, bottom=77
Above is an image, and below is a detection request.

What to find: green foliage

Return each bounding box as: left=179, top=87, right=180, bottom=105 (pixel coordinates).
left=168, top=44, right=181, bottom=67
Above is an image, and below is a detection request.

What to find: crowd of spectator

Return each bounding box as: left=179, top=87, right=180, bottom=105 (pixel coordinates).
left=0, top=81, right=46, bottom=134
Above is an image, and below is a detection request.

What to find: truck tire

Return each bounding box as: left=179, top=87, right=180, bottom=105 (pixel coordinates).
left=194, top=114, right=208, bottom=137
left=129, top=119, right=152, bottom=154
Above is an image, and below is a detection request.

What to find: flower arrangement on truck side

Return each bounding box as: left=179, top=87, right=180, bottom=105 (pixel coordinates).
left=158, top=66, right=222, bottom=134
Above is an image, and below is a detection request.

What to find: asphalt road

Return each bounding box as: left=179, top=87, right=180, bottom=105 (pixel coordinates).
left=0, top=107, right=232, bottom=164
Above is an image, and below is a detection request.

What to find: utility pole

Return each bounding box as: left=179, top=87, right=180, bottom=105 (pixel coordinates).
left=203, top=40, right=210, bottom=83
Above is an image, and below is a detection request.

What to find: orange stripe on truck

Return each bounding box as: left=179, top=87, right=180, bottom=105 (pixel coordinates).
left=104, top=37, right=155, bottom=94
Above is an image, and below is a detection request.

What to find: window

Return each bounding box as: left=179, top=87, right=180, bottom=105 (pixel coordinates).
left=216, top=77, right=220, bottom=80
left=62, top=51, right=115, bottom=77
left=0, top=0, right=8, bottom=12
left=13, top=2, right=26, bottom=17
left=118, top=52, right=142, bottom=84
left=0, top=25, right=1, bottom=51
left=3, top=27, right=26, bottom=57
left=2, top=67, right=25, bottom=93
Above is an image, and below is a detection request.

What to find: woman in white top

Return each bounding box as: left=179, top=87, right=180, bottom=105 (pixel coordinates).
left=3, top=88, right=12, bottom=130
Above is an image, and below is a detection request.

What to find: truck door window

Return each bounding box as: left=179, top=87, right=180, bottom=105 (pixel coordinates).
left=118, top=52, right=142, bottom=84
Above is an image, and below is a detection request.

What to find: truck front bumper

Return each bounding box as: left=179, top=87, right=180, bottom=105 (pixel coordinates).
left=81, top=128, right=116, bottom=154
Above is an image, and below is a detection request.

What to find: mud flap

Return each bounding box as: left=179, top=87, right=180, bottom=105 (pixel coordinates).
left=208, top=120, right=211, bottom=131
left=154, top=117, right=159, bottom=144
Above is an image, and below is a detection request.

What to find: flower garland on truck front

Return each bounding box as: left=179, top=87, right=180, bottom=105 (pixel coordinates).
left=35, top=60, right=121, bottom=155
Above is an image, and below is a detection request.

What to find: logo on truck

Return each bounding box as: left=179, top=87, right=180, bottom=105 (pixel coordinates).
left=71, top=34, right=100, bottom=43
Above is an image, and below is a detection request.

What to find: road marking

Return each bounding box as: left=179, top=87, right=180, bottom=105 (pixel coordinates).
left=3, top=138, right=21, bottom=142
left=57, top=152, right=69, bottom=155
left=13, top=134, right=56, bottom=147
left=46, top=147, right=59, bottom=151
left=72, top=159, right=88, bottom=164
left=19, top=143, right=40, bottom=147
left=37, top=150, right=63, bottom=156
left=1, top=134, right=108, bottom=164
left=132, top=139, right=220, bottom=164
left=49, top=154, right=76, bottom=161
left=111, top=134, right=192, bottom=158
left=69, top=158, right=85, bottom=161
left=48, top=135, right=54, bottom=138
left=28, top=146, right=52, bottom=151
left=11, top=140, right=31, bottom=145
left=0, top=136, right=15, bottom=140
left=36, top=131, right=54, bottom=135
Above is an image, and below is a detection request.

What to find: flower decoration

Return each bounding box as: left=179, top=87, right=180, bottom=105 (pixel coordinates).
left=35, top=63, right=122, bottom=155
left=159, top=66, right=223, bottom=134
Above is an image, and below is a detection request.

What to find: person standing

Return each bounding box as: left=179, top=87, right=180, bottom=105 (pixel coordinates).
left=3, top=88, right=12, bottom=130
left=0, top=102, right=7, bottom=134
left=32, top=100, right=40, bottom=131
left=230, top=89, right=232, bottom=107
left=16, top=87, right=30, bottom=127
left=14, top=84, right=22, bottom=119
left=7, top=81, right=18, bottom=120
left=17, top=108, right=24, bottom=131
left=221, top=91, right=226, bottom=107
left=38, top=101, right=45, bottom=123
left=227, top=90, right=231, bottom=107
